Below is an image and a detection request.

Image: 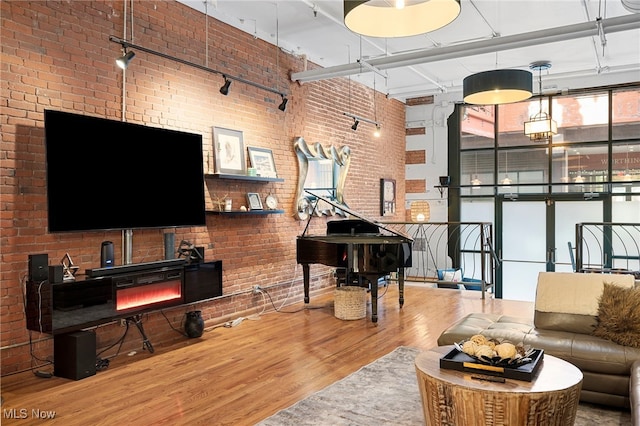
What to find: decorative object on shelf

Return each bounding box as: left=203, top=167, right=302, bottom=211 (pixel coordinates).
left=343, top=0, right=461, bottom=38
left=213, top=127, right=246, bottom=175
left=439, top=176, right=451, bottom=186
left=240, top=205, right=247, bottom=211
left=184, top=310, right=205, bottom=338
left=248, top=146, right=277, bottom=178
left=246, top=192, right=263, bottom=210
left=265, top=194, right=278, bottom=210
left=293, top=136, right=351, bottom=220
left=463, top=69, right=532, bottom=105
left=212, top=193, right=229, bottom=212
left=380, top=178, right=396, bottom=216
left=524, top=61, right=558, bottom=142
left=61, top=253, right=79, bottom=281
left=177, top=240, right=203, bottom=264
left=247, top=167, right=257, bottom=176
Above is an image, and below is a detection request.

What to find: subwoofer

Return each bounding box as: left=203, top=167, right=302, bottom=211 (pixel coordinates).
left=54, top=331, right=96, bottom=380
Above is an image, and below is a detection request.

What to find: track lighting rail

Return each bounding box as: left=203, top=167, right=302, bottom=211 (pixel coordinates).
left=343, top=112, right=379, bottom=127
left=109, top=36, right=288, bottom=104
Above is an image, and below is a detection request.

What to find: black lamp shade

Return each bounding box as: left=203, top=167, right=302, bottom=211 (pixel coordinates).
left=463, top=69, right=532, bottom=105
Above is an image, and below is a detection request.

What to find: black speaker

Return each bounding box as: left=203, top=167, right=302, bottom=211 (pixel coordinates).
left=48, top=264, right=64, bottom=284
left=54, top=331, right=96, bottom=380
left=101, top=241, right=114, bottom=268
left=28, top=253, right=49, bottom=282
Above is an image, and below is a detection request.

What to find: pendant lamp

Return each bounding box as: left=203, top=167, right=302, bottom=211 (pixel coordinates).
left=524, top=61, right=558, bottom=142
left=463, top=69, right=533, bottom=105
left=344, top=0, right=461, bottom=38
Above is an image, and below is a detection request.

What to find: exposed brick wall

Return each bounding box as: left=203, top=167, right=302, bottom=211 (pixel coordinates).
left=405, top=179, right=426, bottom=194
left=406, top=150, right=426, bottom=165
left=0, top=1, right=406, bottom=374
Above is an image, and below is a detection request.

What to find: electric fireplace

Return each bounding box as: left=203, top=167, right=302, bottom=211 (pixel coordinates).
left=113, top=268, right=183, bottom=314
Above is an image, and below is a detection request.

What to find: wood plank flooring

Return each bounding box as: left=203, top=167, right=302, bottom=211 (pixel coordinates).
left=1, top=284, right=533, bottom=425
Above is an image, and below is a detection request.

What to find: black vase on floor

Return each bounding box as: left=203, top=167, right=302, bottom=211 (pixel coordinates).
left=184, top=310, right=204, bottom=338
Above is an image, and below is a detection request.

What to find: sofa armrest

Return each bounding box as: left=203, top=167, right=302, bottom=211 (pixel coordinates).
left=632, top=360, right=640, bottom=426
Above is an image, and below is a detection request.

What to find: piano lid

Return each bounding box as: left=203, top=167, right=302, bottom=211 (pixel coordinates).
left=301, top=190, right=413, bottom=241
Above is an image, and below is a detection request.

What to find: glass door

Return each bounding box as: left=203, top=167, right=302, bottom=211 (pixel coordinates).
left=497, top=196, right=604, bottom=301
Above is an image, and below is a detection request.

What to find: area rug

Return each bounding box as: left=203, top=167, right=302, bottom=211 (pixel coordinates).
left=256, top=346, right=631, bottom=426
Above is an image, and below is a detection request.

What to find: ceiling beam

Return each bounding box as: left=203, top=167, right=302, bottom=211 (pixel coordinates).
left=291, top=14, right=640, bottom=84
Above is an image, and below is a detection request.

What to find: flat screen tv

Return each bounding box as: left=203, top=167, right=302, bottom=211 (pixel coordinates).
left=44, top=110, right=206, bottom=232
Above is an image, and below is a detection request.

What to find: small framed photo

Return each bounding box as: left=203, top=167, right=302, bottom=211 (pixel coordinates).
left=380, top=178, right=396, bottom=216
left=213, top=127, right=246, bottom=175
left=246, top=192, right=263, bottom=210
left=247, top=146, right=277, bottom=178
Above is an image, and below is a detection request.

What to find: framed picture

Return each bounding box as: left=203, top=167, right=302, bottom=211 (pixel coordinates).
left=246, top=192, right=263, bottom=210
left=380, top=178, right=396, bottom=216
left=213, top=127, right=246, bottom=175
left=247, top=146, right=277, bottom=178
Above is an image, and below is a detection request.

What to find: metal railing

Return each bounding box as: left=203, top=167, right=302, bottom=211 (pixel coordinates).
left=575, top=222, right=640, bottom=277
left=379, top=221, right=496, bottom=298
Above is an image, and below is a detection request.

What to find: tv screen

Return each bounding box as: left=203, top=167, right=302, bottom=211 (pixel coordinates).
left=44, top=110, right=206, bottom=232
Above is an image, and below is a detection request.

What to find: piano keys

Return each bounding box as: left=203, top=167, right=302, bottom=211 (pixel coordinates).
left=296, top=195, right=412, bottom=323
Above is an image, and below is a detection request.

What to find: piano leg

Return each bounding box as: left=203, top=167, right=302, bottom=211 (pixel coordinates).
left=398, top=267, right=405, bottom=308
left=302, top=264, right=310, bottom=304
left=365, top=275, right=379, bottom=324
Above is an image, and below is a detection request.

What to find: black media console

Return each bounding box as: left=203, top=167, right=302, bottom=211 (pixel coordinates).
left=26, top=259, right=222, bottom=335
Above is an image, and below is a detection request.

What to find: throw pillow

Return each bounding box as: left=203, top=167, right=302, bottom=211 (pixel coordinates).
left=592, top=283, right=640, bottom=348
left=442, top=269, right=462, bottom=283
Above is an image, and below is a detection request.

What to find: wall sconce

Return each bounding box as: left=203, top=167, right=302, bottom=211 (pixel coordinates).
left=116, top=50, right=136, bottom=70
left=463, top=69, right=532, bottom=105
left=219, top=75, right=231, bottom=95
left=344, top=0, right=461, bottom=38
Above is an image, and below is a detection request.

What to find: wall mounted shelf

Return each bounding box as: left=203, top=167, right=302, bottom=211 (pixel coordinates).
left=205, top=173, right=284, bottom=183
left=206, top=209, right=284, bottom=216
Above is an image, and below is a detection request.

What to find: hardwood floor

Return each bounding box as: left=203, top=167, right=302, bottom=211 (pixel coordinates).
left=1, top=284, right=533, bottom=425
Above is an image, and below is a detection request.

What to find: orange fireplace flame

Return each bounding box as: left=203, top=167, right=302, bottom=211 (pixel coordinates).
left=116, top=280, right=182, bottom=311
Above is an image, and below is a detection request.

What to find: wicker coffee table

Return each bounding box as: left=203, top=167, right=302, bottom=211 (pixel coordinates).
left=414, top=346, right=583, bottom=426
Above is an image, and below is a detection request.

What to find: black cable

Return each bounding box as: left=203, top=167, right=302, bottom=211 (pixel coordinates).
left=160, top=309, right=189, bottom=338
left=260, top=287, right=326, bottom=313
left=21, top=274, right=54, bottom=375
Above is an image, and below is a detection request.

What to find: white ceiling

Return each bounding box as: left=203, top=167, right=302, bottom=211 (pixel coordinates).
left=178, top=0, right=640, bottom=102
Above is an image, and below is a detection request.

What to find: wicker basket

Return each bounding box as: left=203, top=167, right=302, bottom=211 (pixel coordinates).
left=334, top=286, right=367, bottom=320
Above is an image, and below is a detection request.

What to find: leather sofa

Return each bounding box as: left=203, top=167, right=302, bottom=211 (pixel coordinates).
left=437, top=272, right=640, bottom=409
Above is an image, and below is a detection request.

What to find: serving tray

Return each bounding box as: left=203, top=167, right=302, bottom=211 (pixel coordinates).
left=439, top=347, right=544, bottom=382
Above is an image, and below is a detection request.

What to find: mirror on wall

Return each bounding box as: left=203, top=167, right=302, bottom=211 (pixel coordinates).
left=293, top=136, right=351, bottom=220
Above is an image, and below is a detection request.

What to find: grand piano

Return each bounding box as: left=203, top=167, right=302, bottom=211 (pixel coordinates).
left=296, top=194, right=412, bottom=323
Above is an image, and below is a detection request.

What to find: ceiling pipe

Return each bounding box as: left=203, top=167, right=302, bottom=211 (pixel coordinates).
left=291, top=14, right=640, bottom=83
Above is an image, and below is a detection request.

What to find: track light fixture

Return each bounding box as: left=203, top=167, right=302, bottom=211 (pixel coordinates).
left=219, top=76, right=231, bottom=96
left=116, top=50, right=136, bottom=70
left=109, top=36, right=288, bottom=112
left=343, top=112, right=380, bottom=134
left=278, top=96, right=288, bottom=112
